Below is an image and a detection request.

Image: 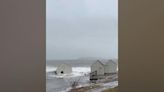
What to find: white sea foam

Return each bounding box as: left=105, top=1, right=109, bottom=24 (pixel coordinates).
left=46, top=66, right=91, bottom=78
left=46, top=66, right=56, bottom=72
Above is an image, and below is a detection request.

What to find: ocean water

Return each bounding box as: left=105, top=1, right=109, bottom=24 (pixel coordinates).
left=46, top=60, right=92, bottom=92
left=46, top=60, right=118, bottom=92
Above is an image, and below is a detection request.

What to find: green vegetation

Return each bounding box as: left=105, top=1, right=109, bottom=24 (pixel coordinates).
left=69, top=84, right=101, bottom=92
left=102, top=87, right=118, bottom=92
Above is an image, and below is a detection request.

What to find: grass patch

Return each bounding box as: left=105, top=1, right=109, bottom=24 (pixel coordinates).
left=102, top=86, right=118, bottom=92
left=69, top=84, right=101, bottom=92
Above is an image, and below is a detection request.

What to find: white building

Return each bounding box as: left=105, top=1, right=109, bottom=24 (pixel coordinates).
left=90, top=60, right=117, bottom=80
left=104, top=60, right=117, bottom=74
left=56, top=64, right=72, bottom=75
left=91, top=60, right=105, bottom=76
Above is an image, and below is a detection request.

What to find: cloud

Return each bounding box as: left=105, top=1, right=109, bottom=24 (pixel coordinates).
left=46, top=0, right=118, bottom=60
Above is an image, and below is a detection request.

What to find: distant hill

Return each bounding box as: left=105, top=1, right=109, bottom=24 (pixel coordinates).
left=76, top=57, right=104, bottom=60
left=46, top=59, right=96, bottom=67
left=46, top=57, right=118, bottom=67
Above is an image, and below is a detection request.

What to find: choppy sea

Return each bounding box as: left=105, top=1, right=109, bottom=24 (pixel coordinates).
left=46, top=60, right=117, bottom=92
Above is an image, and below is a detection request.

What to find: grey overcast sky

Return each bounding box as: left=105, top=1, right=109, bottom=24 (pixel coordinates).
left=46, top=0, right=118, bottom=60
